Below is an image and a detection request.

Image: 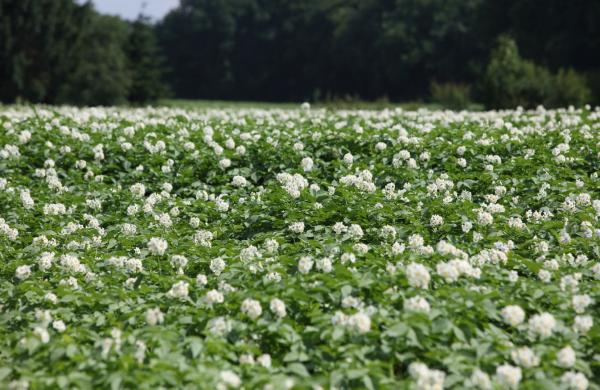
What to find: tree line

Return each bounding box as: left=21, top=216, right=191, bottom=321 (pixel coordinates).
left=0, top=0, right=165, bottom=106
left=1, top=0, right=599, bottom=108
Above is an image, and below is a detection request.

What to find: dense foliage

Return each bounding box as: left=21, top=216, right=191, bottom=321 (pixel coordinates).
left=481, top=36, right=591, bottom=109
left=0, top=0, right=165, bottom=106
left=157, top=0, right=600, bottom=105
left=1, top=0, right=599, bottom=107
left=0, top=104, right=599, bottom=388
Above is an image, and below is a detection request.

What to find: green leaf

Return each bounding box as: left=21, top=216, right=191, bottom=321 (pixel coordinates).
left=286, top=363, right=309, bottom=378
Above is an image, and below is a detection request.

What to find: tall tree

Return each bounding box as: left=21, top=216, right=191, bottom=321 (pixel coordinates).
left=57, top=14, right=131, bottom=106
left=0, top=0, right=91, bottom=103
left=126, top=15, right=168, bottom=104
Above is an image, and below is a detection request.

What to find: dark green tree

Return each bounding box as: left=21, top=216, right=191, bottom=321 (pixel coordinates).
left=126, top=16, right=168, bottom=104
left=58, top=14, right=131, bottom=106
left=0, top=0, right=91, bottom=103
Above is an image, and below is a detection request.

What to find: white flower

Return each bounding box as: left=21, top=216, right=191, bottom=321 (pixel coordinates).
left=353, top=243, right=369, bottom=254
left=298, top=256, right=313, bottom=274
left=215, top=198, right=230, bottom=212
left=343, top=153, right=354, bottom=165
left=331, top=311, right=349, bottom=327
left=511, top=347, right=539, bottom=367
left=408, top=362, right=445, bottom=389
left=476, top=210, right=494, bottom=226
left=44, top=292, right=58, bottom=304
left=528, top=312, right=556, bottom=338
left=573, top=315, right=593, bottom=334
left=557, top=346, right=576, bottom=368
left=146, top=307, right=164, bottom=326
left=340, top=252, right=356, bottom=265
left=241, top=298, right=262, bottom=320
left=408, top=234, right=424, bottom=249
left=43, top=203, right=67, bottom=215
left=239, top=354, right=254, bottom=365
left=289, top=222, right=305, bottom=234
left=391, top=242, right=405, bottom=255
left=196, top=273, right=208, bottom=286
left=52, top=320, right=66, bottom=333
left=170, top=255, right=188, bottom=270
left=232, top=175, right=247, bottom=187
left=501, top=305, right=525, bottom=327
left=561, top=371, right=589, bottom=390
left=34, top=326, right=50, bottom=344
left=538, top=269, right=552, bottom=283
left=507, top=270, right=519, bottom=282
left=35, top=309, right=52, bottom=326
left=436, top=262, right=460, bottom=283
left=348, top=312, right=371, bottom=334
left=127, top=204, right=139, bottom=215
left=301, top=157, right=314, bottom=172
left=471, top=369, right=492, bottom=390
left=130, top=183, right=146, bottom=198
left=219, top=158, right=231, bottom=169
left=148, top=237, right=168, bottom=256
left=495, top=364, right=521, bottom=389
left=257, top=354, right=272, bottom=368
left=20, top=190, right=34, bottom=209
left=406, top=263, right=430, bottom=289
left=462, top=220, right=473, bottom=233
left=239, top=245, right=261, bottom=262
left=380, top=225, right=396, bottom=240
left=430, top=214, right=444, bottom=227
left=207, top=316, right=232, bottom=336
left=404, top=296, right=430, bottom=314
left=15, top=265, right=31, bottom=280
left=348, top=224, right=364, bottom=240
left=193, top=229, right=214, bottom=247
left=264, top=238, right=279, bottom=254
left=315, top=257, right=333, bottom=273
left=205, top=289, right=224, bottom=305
left=572, top=294, right=593, bottom=314
left=219, top=370, right=241, bottom=388
left=210, top=257, right=226, bottom=275
left=270, top=298, right=286, bottom=318
left=591, top=263, right=600, bottom=279
left=167, top=281, right=189, bottom=299
left=121, top=223, right=137, bottom=236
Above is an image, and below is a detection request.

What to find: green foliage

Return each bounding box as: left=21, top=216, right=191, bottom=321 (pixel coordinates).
left=429, top=82, right=472, bottom=110
left=482, top=36, right=591, bottom=109
left=156, top=0, right=600, bottom=104
left=126, top=17, right=168, bottom=105
left=1, top=105, right=599, bottom=388
left=1, top=0, right=599, bottom=106
left=0, top=0, right=167, bottom=106
left=482, top=36, right=551, bottom=108
left=546, top=69, right=591, bottom=108
left=584, top=71, right=600, bottom=105
left=58, top=15, right=131, bottom=106
left=0, top=0, right=90, bottom=103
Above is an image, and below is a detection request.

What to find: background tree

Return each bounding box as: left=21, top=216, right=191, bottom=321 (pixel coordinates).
left=126, top=15, right=168, bottom=104
left=1, top=0, right=599, bottom=106
left=0, top=0, right=90, bottom=103
left=58, top=14, right=131, bottom=106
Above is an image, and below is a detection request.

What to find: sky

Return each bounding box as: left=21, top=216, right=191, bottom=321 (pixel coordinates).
left=86, top=0, right=179, bottom=21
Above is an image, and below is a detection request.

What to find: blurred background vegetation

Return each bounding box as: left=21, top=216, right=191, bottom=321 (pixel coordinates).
left=0, top=0, right=598, bottom=109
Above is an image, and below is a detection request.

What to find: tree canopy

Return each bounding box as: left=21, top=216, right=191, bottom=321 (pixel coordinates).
left=0, top=0, right=598, bottom=106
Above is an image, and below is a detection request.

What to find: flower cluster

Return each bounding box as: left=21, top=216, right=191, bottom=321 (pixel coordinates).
left=0, top=104, right=598, bottom=388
